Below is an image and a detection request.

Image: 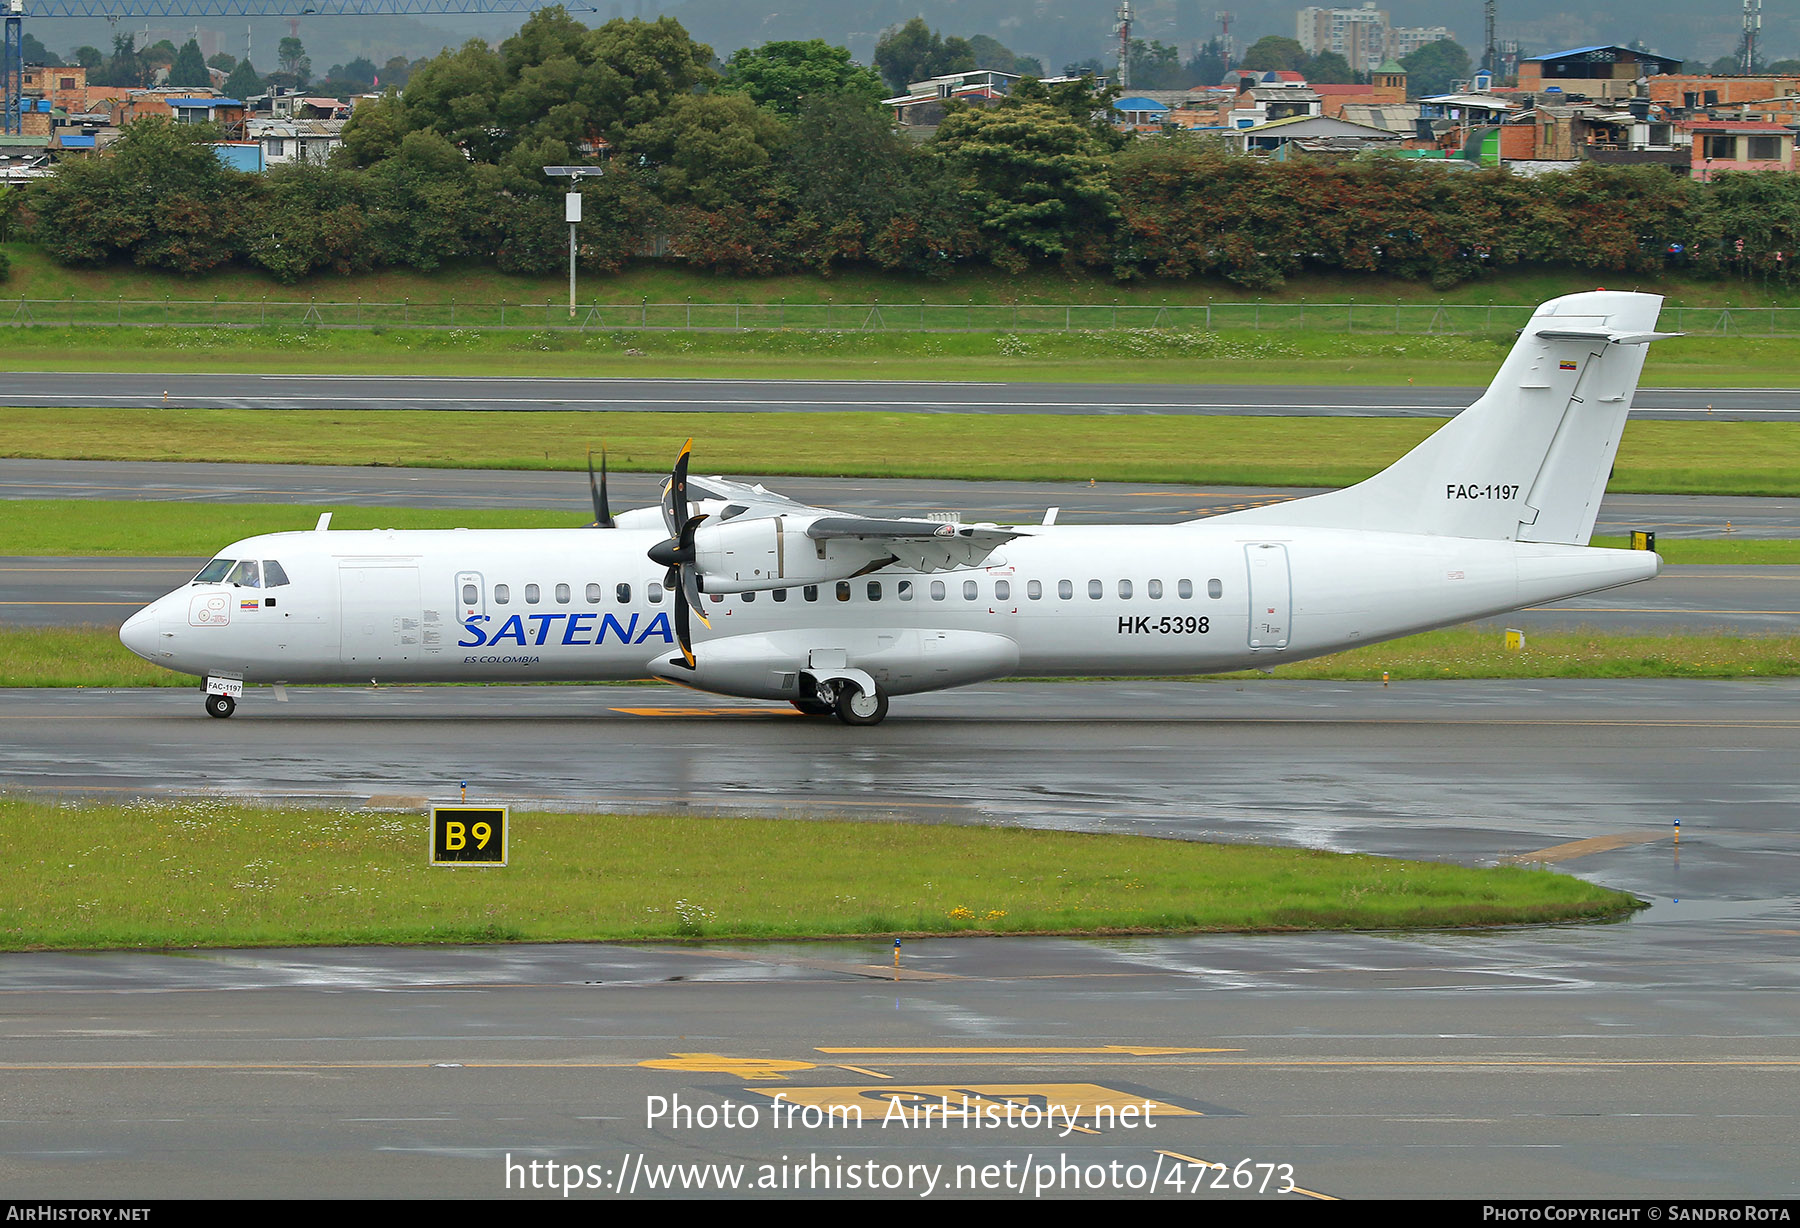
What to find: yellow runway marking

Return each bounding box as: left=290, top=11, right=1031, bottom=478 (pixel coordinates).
left=1527, top=606, right=1800, bottom=615
left=829, top=1065, right=892, bottom=1080
left=638, top=1053, right=817, bottom=1081
left=748, top=1083, right=1199, bottom=1125
left=1510, top=830, right=1670, bottom=864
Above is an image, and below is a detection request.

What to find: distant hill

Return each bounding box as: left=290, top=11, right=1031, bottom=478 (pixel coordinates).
left=21, top=1, right=1793, bottom=85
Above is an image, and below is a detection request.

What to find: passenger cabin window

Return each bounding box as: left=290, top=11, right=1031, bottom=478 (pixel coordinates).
left=1058, top=579, right=1073, bottom=600
left=963, top=579, right=978, bottom=600
left=772, top=588, right=787, bottom=602
left=930, top=581, right=945, bottom=600
left=803, top=585, right=819, bottom=602
left=194, top=559, right=234, bottom=584
left=867, top=582, right=882, bottom=601
left=263, top=561, right=290, bottom=588
left=648, top=582, right=664, bottom=604
left=1208, top=578, right=1222, bottom=599
left=555, top=583, right=571, bottom=604
left=462, top=583, right=479, bottom=605
left=616, top=583, right=631, bottom=603
left=587, top=583, right=602, bottom=603
left=835, top=581, right=851, bottom=602
left=494, top=584, right=510, bottom=604
left=1147, top=579, right=1162, bottom=600
left=994, top=580, right=1010, bottom=600
left=524, top=583, right=540, bottom=604
left=1027, top=580, right=1041, bottom=600
left=1178, top=579, right=1193, bottom=599
left=226, top=560, right=261, bottom=588
left=898, top=580, right=913, bottom=601
left=1088, top=579, right=1102, bottom=599
left=1118, top=579, right=1132, bottom=599
left=742, top=590, right=756, bottom=602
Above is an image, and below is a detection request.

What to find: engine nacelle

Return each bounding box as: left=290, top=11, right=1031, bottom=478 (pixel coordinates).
left=692, top=516, right=870, bottom=593
left=645, top=628, right=1020, bottom=700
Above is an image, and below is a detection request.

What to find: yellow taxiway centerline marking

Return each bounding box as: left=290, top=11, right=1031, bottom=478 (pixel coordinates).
left=817, top=1046, right=1243, bottom=1057
left=1510, top=830, right=1671, bottom=864
left=830, top=1065, right=892, bottom=1080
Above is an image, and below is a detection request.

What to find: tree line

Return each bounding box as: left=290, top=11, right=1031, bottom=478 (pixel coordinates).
left=17, top=11, right=1800, bottom=290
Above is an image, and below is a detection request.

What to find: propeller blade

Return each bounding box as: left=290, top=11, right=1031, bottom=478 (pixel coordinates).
left=682, top=563, right=710, bottom=631
left=587, top=447, right=615, bottom=528
left=659, top=438, right=692, bottom=537
left=673, top=590, right=696, bottom=668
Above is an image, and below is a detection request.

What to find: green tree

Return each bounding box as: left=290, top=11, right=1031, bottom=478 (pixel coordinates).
left=966, top=34, right=1018, bottom=74
left=21, top=34, right=62, bottom=67
left=933, top=100, right=1121, bottom=271
left=1128, top=39, right=1184, bottom=90
left=718, top=39, right=884, bottom=117
left=626, top=91, right=789, bottom=208
left=74, top=46, right=103, bottom=70
left=278, top=36, right=311, bottom=83
left=167, top=39, right=211, bottom=90
left=1240, top=36, right=1305, bottom=72
left=1302, top=50, right=1355, bottom=84
left=89, top=34, right=151, bottom=88
left=208, top=52, right=237, bottom=72
left=1401, top=39, right=1472, bottom=97
left=28, top=116, right=248, bottom=272
left=222, top=58, right=265, bottom=101
left=874, top=18, right=975, bottom=94
left=1184, top=38, right=1229, bottom=87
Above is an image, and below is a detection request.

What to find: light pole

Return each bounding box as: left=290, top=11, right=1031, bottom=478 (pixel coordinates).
left=543, top=165, right=604, bottom=319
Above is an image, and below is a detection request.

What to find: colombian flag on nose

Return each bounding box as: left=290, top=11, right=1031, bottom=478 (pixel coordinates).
left=240, top=599, right=259, bottom=610
left=1560, top=360, right=1577, bottom=370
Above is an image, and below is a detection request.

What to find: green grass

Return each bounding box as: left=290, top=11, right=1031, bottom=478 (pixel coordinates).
left=0, top=321, right=1789, bottom=387
left=0, top=499, right=1791, bottom=560
left=0, top=795, right=1642, bottom=950
left=5, top=410, right=1800, bottom=495
left=11, top=626, right=1797, bottom=689
left=0, top=500, right=589, bottom=556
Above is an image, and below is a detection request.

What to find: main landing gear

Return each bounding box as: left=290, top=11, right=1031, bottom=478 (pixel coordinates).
left=204, top=693, right=236, bottom=719
left=793, top=679, right=890, bottom=725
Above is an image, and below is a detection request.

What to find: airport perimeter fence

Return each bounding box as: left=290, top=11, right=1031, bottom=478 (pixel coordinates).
left=5, top=296, right=1797, bottom=336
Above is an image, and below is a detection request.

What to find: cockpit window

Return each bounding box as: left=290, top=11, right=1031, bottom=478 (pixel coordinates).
left=226, top=560, right=262, bottom=588
left=194, top=559, right=234, bottom=584
left=263, top=560, right=290, bottom=588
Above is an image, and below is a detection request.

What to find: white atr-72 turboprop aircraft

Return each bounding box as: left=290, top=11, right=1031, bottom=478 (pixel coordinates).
left=121, top=291, right=1671, bottom=725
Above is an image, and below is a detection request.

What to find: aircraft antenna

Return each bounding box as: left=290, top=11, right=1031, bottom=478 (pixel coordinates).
left=1737, top=0, right=1762, bottom=74
left=1115, top=0, right=1132, bottom=93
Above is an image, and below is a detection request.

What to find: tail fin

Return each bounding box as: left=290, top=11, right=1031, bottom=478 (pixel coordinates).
left=1214, top=291, right=1672, bottom=545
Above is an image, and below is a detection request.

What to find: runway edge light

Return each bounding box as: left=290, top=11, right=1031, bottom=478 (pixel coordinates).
left=430, top=804, right=509, bottom=867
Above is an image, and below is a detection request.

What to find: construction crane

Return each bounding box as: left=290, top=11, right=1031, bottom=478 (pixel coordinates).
left=5, top=0, right=578, bottom=134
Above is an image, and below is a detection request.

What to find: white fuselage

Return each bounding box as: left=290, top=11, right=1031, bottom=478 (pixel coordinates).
left=120, top=522, right=1659, bottom=700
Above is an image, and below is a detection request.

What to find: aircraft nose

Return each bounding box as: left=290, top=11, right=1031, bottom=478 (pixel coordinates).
left=119, top=604, right=161, bottom=661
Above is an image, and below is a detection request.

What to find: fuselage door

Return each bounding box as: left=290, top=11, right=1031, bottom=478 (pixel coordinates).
left=1245, top=543, right=1291, bottom=649
left=340, top=562, right=423, bottom=665
left=456, top=571, right=486, bottom=621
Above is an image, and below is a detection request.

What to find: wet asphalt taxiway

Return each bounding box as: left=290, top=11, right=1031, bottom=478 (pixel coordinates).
left=2, top=680, right=1798, bottom=1199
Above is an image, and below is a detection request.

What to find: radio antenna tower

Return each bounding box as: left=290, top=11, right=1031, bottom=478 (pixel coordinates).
left=1483, top=0, right=1497, bottom=75
left=1215, top=10, right=1235, bottom=64
left=1737, top=0, right=1762, bottom=74
left=1115, top=1, right=1133, bottom=92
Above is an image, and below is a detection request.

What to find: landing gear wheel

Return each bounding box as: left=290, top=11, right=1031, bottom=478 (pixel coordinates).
left=205, top=693, right=236, bottom=719
left=833, top=684, right=888, bottom=726
left=790, top=697, right=833, bottom=716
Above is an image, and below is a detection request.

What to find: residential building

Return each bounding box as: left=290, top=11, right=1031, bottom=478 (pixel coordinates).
left=1517, top=46, right=1682, bottom=102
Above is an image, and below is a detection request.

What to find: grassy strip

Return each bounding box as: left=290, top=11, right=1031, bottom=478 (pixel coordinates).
left=0, top=323, right=1787, bottom=387
left=0, top=795, right=1641, bottom=951
left=10, top=627, right=1797, bottom=690
left=3, top=499, right=1793, bottom=560
left=5, top=410, right=1800, bottom=496
left=0, top=501, right=589, bottom=556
